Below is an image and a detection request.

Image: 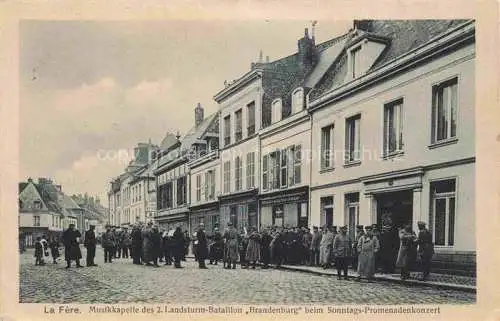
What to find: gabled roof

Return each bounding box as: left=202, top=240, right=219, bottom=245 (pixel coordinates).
left=180, top=111, right=219, bottom=152
left=309, top=19, right=469, bottom=101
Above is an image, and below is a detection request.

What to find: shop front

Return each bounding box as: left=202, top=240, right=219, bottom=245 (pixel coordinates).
left=260, top=186, right=309, bottom=229
left=155, top=211, right=189, bottom=233
left=189, top=202, right=220, bottom=236
left=219, top=190, right=258, bottom=232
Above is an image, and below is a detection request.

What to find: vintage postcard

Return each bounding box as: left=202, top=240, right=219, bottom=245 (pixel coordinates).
left=0, top=0, right=499, bottom=320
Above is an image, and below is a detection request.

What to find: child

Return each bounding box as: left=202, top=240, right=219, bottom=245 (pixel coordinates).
left=34, top=237, right=45, bottom=266
left=49, top=237, right=60, bottom=264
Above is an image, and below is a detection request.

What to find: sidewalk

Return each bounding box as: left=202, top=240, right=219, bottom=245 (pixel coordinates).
left=266, top=263, right=476, bottom=293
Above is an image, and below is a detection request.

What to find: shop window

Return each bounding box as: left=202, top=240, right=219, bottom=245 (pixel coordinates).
left=430, top=179, right=456, bottom=246
left=298, top=202, right=308, bottom=228
left=248, top=203, right=258, bottom=229
left=230, top=206, right=238, bottom=228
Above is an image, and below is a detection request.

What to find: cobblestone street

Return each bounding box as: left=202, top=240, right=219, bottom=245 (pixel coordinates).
left=19, top=247, right=475, bottom=304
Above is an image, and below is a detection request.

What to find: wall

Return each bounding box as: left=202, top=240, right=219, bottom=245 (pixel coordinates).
left=311, top=43, right=475, bottom=188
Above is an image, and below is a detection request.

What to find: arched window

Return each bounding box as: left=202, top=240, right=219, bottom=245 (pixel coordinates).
left=271, top=98, right=282, bottom=124
left=292, top=87, right=304, bottom=114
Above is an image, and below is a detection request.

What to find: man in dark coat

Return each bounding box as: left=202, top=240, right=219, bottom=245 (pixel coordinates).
left=101, top=226, right=116, bottom=263
left=379, top=215, right=399, bottom=273
left=416, top=221, right=434, bottom=281
left=131, top=224, right=143, bottom=265
left=142, top=221, right=154, bottom=266
left=310, top=226, right=321, bottom=266
left=195, top=223, right=209, bottom=269
left=183, top=231, right=190, bottom=261
left=121, top=228, right=131, bottom=259
left=162, top=231, right=172, bottom=265
left=62, top=224, right=83, bottom=269
left=83, top=225, right=98, bottom=267
left=171, top=226, right=185, bottom=268
left=209, top=228, right=224, bottom=265
left=151, top=226, right=162, bottom=267
left=260, top=228, right=273, bottom=269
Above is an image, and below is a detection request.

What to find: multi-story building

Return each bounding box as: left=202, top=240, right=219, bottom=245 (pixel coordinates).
left=154, top=103, right=217, bottom=232
left=259, top=29, right=351, bottom=229
left=308, top=20, right=475, bottom=273
left=108, top=142, right=158, bottom=227
left=188, top=107, right=220, bottom=235
left=18, top=178, right=83, bottom=246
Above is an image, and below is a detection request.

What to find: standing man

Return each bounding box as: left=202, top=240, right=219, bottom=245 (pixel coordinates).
left=260, top=228, right=272, bottom=269
left=131, top=223, right=143, bottom=265
left=379, top=214, right=398, bottom=273
left=416, top=221, right=434, bottom=281
left=333, top=226, right=352, bottom=280
left=101, top=226, right=116, bottom=263
left=195, top=223, right=208, bottom=269
left=310, top=226, right=321, bottom=266
left=84, top=225, right=98, bottom=267
left=62, top=224, right=83, bottom=269
left=223, top=222, right=239, bottom=269
left=320, top=225, right=334, bottom=269
left=171, top=226, right=185, bottom=268
left=352, top=225, right=364, bottom=269
left=356, top=226, right=380, bottom=281
left=142, top=221, right=154, bottom=266
left=121, top=228, right=131, bottom=259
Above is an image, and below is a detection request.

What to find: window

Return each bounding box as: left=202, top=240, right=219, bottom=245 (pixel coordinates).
left=268, top=151, right=280, bottom=189
left=345, top=193, right=360, bottom=241
left=33, top=200, right=42, bottom=210
left=292, top=88, right=304, bottom=114
left=351, top=46, right=361, bottom=78
left=430, top=179, right=456, bottom=246
left=205, top=170, right=215, bottom=200
left=345, top=114, right=361, bottom=163
left=272, top=204, right=284, bottom=226
left=320, top=196, right=334, bottom=227
left=287, top=146, right=295, bottom=186
left=384, top=99, right=404, bottom=155
left=223, top=115, right=231, bottom=146
left=247, top=102, right=255, bottom=136
left=272, top=99, right=282, bottom=124
left=321, top=124, right=335, bottom=169
left=235, top=109, right=243, bottom=142
left=294, top=145, right=302, bottom=184
left=139, top=184, right=142, bottom=201
left=33, top=215, right=40, bottom=227
left=262, top=155, right=268, bottom=191
left=280, top=149, right=287, bottom=188
left=223, top=161, right=231, bottom=193
left=432, top=78, right=458, bottom=143
left=196, top=174, right=201, bottom=202
left=246, top=152, right=255, bottom=189
left=235, top=156, right=242, bottom=191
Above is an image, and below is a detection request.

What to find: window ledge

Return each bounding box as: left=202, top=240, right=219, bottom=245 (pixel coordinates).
left=343, top=160, right=362, bottom=168
left=382, top=151, right=405, bottom=160
left=428, top=137, right=459, bottom=149
left=320, top=167, right=335, bottom=174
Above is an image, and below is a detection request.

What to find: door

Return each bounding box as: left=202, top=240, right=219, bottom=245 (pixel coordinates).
left=376, top=190, right=413, bottom=228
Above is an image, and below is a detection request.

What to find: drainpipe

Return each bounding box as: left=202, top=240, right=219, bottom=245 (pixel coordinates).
left=306, top=90, right=314, bottom=229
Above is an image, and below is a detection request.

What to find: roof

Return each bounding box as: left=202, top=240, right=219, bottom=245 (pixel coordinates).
left=310, top=19, right=469, bottom=100
left=180, top=111, right=219, bottom=151
left=160, top=132, right=178, bottom=150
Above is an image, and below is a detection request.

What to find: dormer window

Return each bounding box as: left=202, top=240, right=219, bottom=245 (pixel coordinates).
left=350, top=46, right=362, bottom=79
left=292, top=88, right=304, bottom=114
left=271, top=98, right=282, bottom=124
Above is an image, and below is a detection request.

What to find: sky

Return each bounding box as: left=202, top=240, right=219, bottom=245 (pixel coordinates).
left=20, top=19, right=352, bottom=203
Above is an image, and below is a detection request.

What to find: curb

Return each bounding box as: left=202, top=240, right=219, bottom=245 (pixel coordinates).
left=269, top=264, right=476, bottom=293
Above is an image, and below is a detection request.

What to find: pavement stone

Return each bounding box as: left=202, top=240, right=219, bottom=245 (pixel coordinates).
left=19, top=247, right=476, bottom=304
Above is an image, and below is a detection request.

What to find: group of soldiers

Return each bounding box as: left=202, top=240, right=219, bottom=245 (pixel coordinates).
left=32, top=216, right=435, bottom=282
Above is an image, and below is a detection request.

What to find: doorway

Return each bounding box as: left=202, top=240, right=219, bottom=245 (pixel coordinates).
left=376, top=190, right=413, bottom=228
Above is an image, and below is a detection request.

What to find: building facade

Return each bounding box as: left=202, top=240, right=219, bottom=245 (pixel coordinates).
left=214, top=71, right=262, bottom=232
left=308, top=20, right=475, bottom=272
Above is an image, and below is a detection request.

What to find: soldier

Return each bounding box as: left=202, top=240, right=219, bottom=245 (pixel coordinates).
left=223, top=222, right=239, bottom=269
left=131, top=223, right=143, bottom=265
left=352, top=225, right=364, bottom=269
left=416, top=221, right=434, bottom=281
left=195, top=223, right=208, bottom=269
left=84, top=225, right=98, bottom=267
left=333, top=226, right=352, bottom=280
left=101, top=226, right=116, bottom=263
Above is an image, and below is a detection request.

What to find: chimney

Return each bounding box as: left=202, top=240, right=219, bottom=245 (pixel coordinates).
left=266, top=56, right=270, bottom=63
left=195, top=102, right=204, bottom=127
left=259, top=50, right=263, bottom=63
left=176, top=131, right=181, bottom=141
left=353, top=20, right=372, bottom=31
left=297, top=27, right=318, bottom=71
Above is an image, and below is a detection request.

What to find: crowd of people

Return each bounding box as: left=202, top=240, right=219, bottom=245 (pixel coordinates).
left=31, top=215, right=435, bottom=282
